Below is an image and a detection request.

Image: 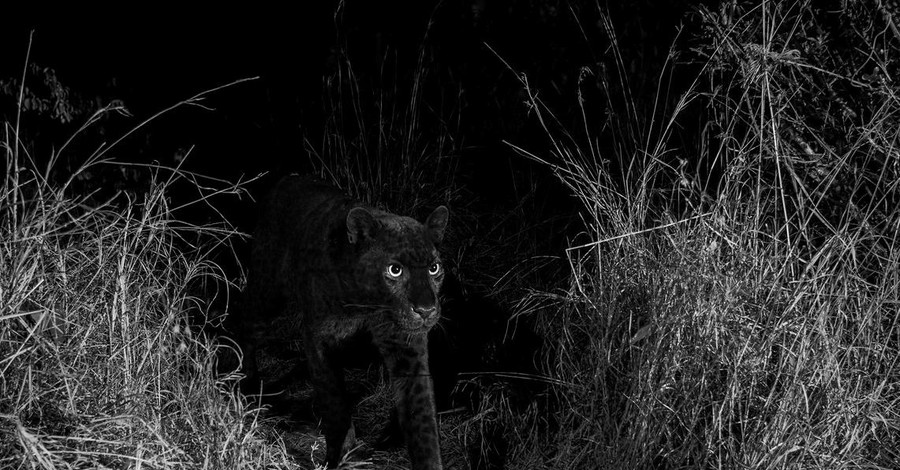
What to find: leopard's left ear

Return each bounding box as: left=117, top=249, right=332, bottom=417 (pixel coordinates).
left=425, top=206, right=449, bottom=243
left=347, top=207, right=377, bottom=244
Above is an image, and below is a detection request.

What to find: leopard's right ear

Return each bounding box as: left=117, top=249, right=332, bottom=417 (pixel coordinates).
left=425, top=205, right=449, bottom=244
left=347, top=207, right=377, bottom=244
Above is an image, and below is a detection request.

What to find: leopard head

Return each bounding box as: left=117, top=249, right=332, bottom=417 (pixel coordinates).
left=346, top=205, right=449, bottom=333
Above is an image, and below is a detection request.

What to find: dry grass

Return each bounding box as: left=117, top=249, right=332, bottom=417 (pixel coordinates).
left=306, top=28, right=460, bottom=217
left=491, top=2, right=900, bottom=468
left=0, top=80, right=306, bottom=468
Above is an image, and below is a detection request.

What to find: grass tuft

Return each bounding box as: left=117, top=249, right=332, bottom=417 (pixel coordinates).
left=0, top=80, right=301, bottom=468
left=493, top=2, right=900, bottom=468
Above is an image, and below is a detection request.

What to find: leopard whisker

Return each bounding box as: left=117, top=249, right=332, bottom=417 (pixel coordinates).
left=342, top=302, right=391, bottom=309
left=431, top=319, right=449, bottom=336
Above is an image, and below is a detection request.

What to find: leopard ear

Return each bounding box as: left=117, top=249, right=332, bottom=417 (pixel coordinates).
left=347, top=207, right=377, bottom=244
left=425, top=205, right=449, bottom=243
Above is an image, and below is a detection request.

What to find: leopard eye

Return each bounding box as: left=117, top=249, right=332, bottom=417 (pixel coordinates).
left=386, top=263, right=404, bottom=279
left=428, top=262, right=442, bottom=276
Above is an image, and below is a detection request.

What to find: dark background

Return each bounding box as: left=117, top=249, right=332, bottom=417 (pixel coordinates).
left=0, top=1, right=709, bottom=317
left=0, top=1, right=700, bottom=184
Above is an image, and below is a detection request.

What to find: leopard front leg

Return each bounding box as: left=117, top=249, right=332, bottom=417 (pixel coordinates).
left=306, top=341, right=356, bottom=468
left=378, top=334, right=443, bottom=470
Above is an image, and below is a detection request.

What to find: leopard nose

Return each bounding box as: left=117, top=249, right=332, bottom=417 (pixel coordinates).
left=414, top=305, right=438, bottom=321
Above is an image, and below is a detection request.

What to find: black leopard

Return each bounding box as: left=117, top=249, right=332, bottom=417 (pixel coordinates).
left=239, top=174, right=447, bottom=469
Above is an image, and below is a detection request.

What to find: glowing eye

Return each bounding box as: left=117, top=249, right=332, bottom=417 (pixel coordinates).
left=428, top=262, right=442, bottom=276
left=386, top=263, right=404, bottom=278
